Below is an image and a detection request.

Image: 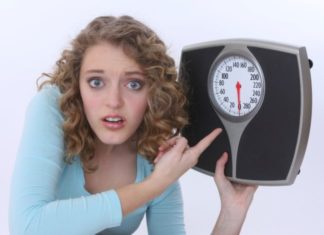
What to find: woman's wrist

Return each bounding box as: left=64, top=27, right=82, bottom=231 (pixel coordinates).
left=212, top=208, right=247, bottom=235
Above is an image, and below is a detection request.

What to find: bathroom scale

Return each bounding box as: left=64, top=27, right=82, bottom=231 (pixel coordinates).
left=180, top=39, right=312, bottom=185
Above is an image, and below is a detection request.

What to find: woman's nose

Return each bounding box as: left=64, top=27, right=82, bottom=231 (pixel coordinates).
left=105, top=86, right=123, bottom=109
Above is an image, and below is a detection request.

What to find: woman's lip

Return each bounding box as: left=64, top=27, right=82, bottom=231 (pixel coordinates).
left=102, top=120, right=125, bottom=129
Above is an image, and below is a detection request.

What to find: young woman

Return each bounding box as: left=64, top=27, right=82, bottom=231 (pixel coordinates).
left=9, top=15, right=257, bottom=235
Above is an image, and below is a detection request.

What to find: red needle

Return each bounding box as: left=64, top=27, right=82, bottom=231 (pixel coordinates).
left=236, top=81, right=242, bottom=115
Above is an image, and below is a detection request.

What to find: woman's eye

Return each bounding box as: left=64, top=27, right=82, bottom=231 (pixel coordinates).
left=88, top=78, right=104, bottom=88
left=127, top=80, right=143, bottom=90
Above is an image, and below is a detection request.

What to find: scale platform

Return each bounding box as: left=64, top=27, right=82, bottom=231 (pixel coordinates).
left=180, top=39, right=312, bottom=185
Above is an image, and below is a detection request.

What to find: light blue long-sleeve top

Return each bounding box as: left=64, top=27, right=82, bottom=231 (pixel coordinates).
left=9, top=85, right=186, bottom=235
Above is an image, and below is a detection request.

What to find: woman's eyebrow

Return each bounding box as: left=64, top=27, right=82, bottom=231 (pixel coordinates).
left=125, top=71, right=145, bottom=76
left=84, top=69, right=105, bottom=74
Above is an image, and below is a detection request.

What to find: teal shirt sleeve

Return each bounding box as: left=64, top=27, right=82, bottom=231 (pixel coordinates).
left=9, top=86, right=122, bottom=235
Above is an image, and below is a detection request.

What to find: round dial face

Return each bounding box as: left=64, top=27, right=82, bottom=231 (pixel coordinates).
left=208, top=54, right=265, bottom=119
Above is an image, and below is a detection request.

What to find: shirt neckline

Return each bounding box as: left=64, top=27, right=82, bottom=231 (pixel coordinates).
left=76, top=155, right=143, bottom=196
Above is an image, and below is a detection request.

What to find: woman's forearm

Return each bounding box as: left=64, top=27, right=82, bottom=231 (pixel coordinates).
left=211, top=208, right=248, bottom=235
left=116, top=174, right=168, bottom=216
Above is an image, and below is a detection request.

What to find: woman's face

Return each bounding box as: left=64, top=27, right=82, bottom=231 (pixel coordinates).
left=79, top=42, right=149, bottom=146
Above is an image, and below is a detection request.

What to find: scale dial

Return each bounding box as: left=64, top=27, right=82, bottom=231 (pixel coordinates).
left=208, top=53, right=265, bottom=121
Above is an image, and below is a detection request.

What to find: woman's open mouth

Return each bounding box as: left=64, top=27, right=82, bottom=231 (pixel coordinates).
left=102, top=115, right=126, bottom=129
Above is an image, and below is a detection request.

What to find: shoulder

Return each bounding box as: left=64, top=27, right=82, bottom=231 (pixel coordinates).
left=137, top=154, right=154, bottom=175
left=32, top=85, right=61, bottom=106
left=151, top=181, right=182, bottom=206
left=27, top=85, right=63, bottom=120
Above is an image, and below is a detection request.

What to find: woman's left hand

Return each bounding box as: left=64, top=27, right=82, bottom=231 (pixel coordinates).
left=214, top=152, right=257, bottom=213
left=212, top=152, right=257, bottom=235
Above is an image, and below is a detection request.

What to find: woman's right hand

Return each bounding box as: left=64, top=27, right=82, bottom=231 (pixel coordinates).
left=150, top=128, right=223, bottom=189
left=117, top=129, right=222, bottom=217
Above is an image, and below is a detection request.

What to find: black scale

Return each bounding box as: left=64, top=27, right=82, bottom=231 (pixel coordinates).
left=180, top=39, right=312, bottom=185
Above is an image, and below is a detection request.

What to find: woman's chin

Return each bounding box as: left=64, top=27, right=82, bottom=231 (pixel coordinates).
left=96, top=135, right=132, bottom=146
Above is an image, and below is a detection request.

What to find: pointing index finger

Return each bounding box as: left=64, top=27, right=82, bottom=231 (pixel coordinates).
left=190, top=128, right=223, bottom=157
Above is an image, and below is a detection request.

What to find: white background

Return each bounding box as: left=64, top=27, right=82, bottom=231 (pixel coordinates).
left=1, top=0, right=323, bottom=234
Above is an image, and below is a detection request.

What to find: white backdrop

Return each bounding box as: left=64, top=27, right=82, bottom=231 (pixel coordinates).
left=1, top=0, right=323, bottom=234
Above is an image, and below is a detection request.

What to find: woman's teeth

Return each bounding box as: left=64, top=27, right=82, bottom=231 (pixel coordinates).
left=105, top=117, right=122, bottom=123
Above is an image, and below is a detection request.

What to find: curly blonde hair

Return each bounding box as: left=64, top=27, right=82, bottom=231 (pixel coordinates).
left=39, top=16, right=188, bottom=172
